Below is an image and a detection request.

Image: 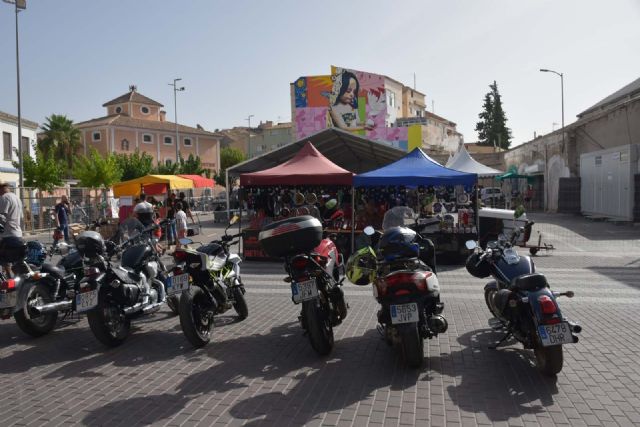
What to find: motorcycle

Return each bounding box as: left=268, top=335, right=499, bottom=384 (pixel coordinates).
left=465, top=222, right=581, bottom=376
left=75, top=221, right=169, bottom=347
left=347, top=206, right=447, bottom=368
left=170, top=215, right=248, bottom=348
left=259, top=215, right=348, bottom=356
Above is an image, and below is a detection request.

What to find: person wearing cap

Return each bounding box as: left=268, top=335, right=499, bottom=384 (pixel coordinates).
left=0, top=182, right=24, bottom=275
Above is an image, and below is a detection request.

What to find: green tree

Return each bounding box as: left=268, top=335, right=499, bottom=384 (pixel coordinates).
left=214, top=147, right=245, bottom=187
left=115, top=150, right=155, bottom=181
left=155, top=160, right=179, bottom=175
left=179, top=154, right=206, bottom=175
left=475, top=81, right=512, bottom=149
left=38, top=114, right=82, bottom=176
left=73, top=149, right=123, bottom=190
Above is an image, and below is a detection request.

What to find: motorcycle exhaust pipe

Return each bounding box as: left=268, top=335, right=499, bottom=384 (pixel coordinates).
left=123, top=302, right=144, bottom=316
left=142, top=302, right=163, bottom=315
left=427, top=315, right=448, bottom=334
left=568, top=321, right=582, bottom=334
left=32, top=300, right=73, bottom=314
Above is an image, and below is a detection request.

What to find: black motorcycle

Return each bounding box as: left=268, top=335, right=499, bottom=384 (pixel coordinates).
left=75, top=222, right=168, bottom=347
left=465, top=223, right=581, bottom=375
left=170, top=216, right=248, bottom=348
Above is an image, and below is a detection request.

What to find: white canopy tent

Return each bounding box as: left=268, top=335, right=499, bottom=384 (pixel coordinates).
left=446, top=145, right=503, bottom=177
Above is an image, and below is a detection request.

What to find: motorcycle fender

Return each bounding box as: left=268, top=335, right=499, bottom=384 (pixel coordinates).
left=15, top=275, right=56, bottom=311
left=527, top=288, right=563, bottom=324
left=394, top=322, right=420, bottom=334
left=484, top=280, right=498, bottom=293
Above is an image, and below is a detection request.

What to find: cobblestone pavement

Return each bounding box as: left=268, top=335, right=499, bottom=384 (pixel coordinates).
left=1, top=213, right=640, bottom=426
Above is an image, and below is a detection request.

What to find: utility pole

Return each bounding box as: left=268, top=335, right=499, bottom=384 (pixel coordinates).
left=169, top=78, right=185, bottom=165
left=246, top=114, right=254, bottom=158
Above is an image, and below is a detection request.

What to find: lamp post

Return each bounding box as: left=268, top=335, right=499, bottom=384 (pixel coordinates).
left=246, top=114, right=254, bottom=158
left=539, top=68, right=564, bottom=144
left=3, top=0, right=26, bottom=193
left=169, top=78, right=185, bottom=165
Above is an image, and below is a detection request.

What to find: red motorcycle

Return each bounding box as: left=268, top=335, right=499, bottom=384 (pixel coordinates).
left=259, top=215, right=347, bottom=355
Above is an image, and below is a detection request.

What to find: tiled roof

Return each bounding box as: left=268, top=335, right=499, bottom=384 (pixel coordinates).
left=102, top=90, right=164, bottom=107
left=74, top=114, right=218, bottom=137
left=0, top=110, right=39, bottom=129
left=578, top=76, right=640, bottom=118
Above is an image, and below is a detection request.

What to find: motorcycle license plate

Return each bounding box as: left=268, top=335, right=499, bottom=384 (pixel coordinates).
left=76, top=290, right=98, bottom=313
left=0, top=291, right=17, bottom=309
left=390, top=303, right=419, bottom=324
left=538, top=322, right=573, bottom=346
left=291, top=279, right=318, bottom=304
left=166, top=274, right=190, bottom=295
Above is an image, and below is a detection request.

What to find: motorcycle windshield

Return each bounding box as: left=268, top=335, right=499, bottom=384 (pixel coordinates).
left=382, top=206, right=416, bottom=231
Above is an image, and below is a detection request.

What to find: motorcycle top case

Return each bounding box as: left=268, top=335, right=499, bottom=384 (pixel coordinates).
left=259, top=215, right=322, bottom=258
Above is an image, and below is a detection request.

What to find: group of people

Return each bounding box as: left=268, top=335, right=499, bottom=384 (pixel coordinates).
left=133, top=191, right=195, bottom=250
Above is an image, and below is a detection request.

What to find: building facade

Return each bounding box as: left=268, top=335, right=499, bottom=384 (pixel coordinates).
left=73, top=86, right=220, bottom=175
left=0, top=111, right=38, bottom=185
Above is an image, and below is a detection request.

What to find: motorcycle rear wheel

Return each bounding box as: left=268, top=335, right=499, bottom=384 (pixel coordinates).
left=87, top=301, right=131, bottom=347
left=303, top=299, right=334, bottom=356
left=232, top=286, right=248, bottom=320
left=179, top=286, right=214, bottom=348
left=14, top=283, right=58, bottom=338
left=401, top=325, right=424, bottom=368
left=534, top=345, right=563, bottom=376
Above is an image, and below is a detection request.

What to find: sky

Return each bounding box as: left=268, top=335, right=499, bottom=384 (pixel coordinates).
left=0, top=0, right=639, bottom=147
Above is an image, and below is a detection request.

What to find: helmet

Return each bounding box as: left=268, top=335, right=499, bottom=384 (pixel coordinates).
left=57, top=241, right=71, bottom=255
left=465, top=253, right=491, bottom=278
left=25, top=241, right=47, bottom=267
left=377, top=226, right=419, bottom=262
left=325, top=199, right=337, bottom=210
left=346, top=246, right=377, bottom=286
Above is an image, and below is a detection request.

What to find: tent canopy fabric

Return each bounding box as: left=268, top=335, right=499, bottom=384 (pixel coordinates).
left=446, top=145, right=503, bottom=177
left=353, top=148, right=477, bottom=187
left=496, top=171, right=533, bottom=182
left=228, top=128, right=405, bottom=176
left=240, top=142, right=354, bottom=186
left=113, top=175, right=194, bottom=197
left=178, top=174, right=215, bottom=188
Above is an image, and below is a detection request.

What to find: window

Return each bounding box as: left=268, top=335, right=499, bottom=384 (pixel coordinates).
left=141, top=106, right=150, bottom=115
left=92, top=131, right=101, bottom=142
left=595, top=156, right=602, bottom=166
left=2, top=132, right=12, bottom=161
left=165, top=159, right=172, bottom=166
left=183, top=137, right=192, bottom=146
left=21, top=136, right=30, bottom=156
left=164, top=136, right=173, bottom=145
left=121, top=139, right=129, bottom=151
left=115, top=106, right=122, bottom=114
left=387, top=90, right=395, bottom=108
left=143, top=133, right=153, bottom=143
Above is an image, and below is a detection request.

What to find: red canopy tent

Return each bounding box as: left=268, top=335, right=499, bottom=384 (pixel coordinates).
left=178, top=174, right=215, bottom=188
left=240, top=142, right=354, bottom=186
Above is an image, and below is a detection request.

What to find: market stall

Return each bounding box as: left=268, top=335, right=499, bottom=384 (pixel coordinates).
left=239, top=142, right=355, bottom=260
left=354, top=148, right=478, bottom=259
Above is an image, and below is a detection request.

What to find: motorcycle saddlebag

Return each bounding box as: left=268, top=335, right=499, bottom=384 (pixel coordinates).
left=259, top=215, right=322, bottom=258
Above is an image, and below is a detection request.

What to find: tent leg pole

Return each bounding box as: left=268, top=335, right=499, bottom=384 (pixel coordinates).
left=238, top=197, right=243, bottom=257
left=351, top=186, right=355, bottom=255
left=226, top=170, right=230, bottom=220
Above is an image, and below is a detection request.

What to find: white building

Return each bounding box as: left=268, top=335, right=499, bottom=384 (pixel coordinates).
left=0, top=111, right=38, bottom=185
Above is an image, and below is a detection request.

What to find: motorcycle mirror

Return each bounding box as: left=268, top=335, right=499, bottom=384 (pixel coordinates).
left=179, top=238, right=193, bottom=246
left=465, top=240, right=477, bottom=250
left=363, top=226, right=375, bottom=236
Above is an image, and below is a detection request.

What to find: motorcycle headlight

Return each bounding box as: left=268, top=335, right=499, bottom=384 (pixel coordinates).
left=110, top=279, right=121, bottom=288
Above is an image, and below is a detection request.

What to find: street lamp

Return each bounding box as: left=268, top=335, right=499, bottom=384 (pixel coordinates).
left=168, top=78, right=185, bottom=165
left=3, top=0, right=26, bottom=193
left=246, top=114, right=254, bottom=158
left=539, top=68, right=565, bottom=144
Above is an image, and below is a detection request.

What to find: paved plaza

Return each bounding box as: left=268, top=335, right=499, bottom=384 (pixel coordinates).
left=1, top=214, right=640, bottom=426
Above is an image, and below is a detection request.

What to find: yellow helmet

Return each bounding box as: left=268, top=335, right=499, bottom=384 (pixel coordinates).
left=346, top=246, right=377, bottom=286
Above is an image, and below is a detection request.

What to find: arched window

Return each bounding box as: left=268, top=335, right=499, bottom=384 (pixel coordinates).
left=121, top=139, right=130, bottom=151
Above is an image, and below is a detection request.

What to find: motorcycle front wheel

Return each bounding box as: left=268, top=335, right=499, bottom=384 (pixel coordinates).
left=166, top=295, right=180, bottom=315
left=13, top=283, right=58, bottom=338
left=87, top=301, right=131, bottom=347
left=400, top=325, right=424, bottom=368
left=534, top=345, right=563, bottom=376
left=484, top=287, right=499, bottom=318
left=179, top=287, right=214, bottom=348
left=302, top=299, right=334, bottom=356
left=232, top=286, right=248, bottom=320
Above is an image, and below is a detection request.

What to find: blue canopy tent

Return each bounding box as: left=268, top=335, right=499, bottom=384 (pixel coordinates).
left=353, top=148, right=477, bottom=187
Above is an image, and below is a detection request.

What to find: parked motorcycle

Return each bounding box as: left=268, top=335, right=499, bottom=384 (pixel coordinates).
left=465, top=222, right=581, bottom=376
left=170, top=216, right=248, bottom=348
left=259, top=215, right=348, bottom=356
left=347, top=207, right=447, bottom=368
left=75, top=222, right=168, bottom=347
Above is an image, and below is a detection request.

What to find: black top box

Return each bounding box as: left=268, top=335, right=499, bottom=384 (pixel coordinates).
left=259, top=215, right=322, bottom=258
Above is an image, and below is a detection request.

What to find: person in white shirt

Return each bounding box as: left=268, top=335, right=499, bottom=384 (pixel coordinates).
left=0, top=182, right=24, bottom=276
left=175, top=201, right=188, bottom=249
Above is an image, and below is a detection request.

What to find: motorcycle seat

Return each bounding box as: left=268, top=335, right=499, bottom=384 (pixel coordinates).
left=114, top=266, right=140, bottom=284
left=41, top=262, right=65, bottom=278
left=510, top=273, right=548, bottom=292
left=197, top=243, right=223, bottom=256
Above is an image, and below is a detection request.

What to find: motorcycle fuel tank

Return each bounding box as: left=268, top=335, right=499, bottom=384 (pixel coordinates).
left=121, top=244, right=153, bottom=270
left=494, top=253, right=535, bottom=283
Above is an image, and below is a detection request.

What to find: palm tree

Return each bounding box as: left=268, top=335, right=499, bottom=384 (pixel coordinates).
left=39, top=114, right=81, bottom=177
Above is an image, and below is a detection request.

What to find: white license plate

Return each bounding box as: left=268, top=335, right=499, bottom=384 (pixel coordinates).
left=0, top=291, right=17, bottom=309
left=390, top=303, right=419, bottom=324
left=166, top=273, right=190, bottom=295
left=76, top=289, right=99, bottom=312
left=538, top=322, right=573, bottom=346
left=291, top=279, right=318, bottom=303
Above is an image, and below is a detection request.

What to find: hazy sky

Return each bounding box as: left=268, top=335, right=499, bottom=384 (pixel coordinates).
left=1, top=0, right=638, bottom=146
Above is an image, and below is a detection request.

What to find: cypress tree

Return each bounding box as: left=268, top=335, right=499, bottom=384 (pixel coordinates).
left=475, top=81, right=512, bottom=149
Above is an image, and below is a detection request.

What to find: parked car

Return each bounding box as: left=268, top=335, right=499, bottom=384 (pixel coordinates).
left=480, top=187, right=504, bottom=204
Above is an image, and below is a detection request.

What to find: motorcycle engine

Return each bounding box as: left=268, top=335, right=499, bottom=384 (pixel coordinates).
left=145, top=261, right=159, bottom=280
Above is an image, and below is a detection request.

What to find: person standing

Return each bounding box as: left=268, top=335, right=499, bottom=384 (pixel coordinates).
left=178, top=192, right=196, bottom=224
left=0, top=183, right=24, bottom=276
left=174, top=201, right=187, bottom=250
left=55, top=195, right=71, bottom=242
left=165, top=192, right=177, bottom=248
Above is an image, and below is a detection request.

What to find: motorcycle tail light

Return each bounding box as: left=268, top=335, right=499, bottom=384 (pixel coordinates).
left=0, top=279, right=16, bottom=291
left=84, top=267, right=101, bottom=278
left=173, top=250, right=188, bottom=262
left=173, top=266, right=184, bottom=275
left=538, top=295, right=557, bottom=314
left=291, top=256, right=309, bottom=270
left=384, top=271, right=432, bottom=291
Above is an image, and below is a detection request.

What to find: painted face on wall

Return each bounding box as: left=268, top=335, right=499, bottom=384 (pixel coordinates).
left=339, top=78, right=357, bottom=105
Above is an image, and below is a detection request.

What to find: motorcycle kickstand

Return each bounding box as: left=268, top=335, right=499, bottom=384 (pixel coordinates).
left=488, top=331, right=513, bottom=350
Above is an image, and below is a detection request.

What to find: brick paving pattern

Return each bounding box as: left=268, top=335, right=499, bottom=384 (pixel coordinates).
left=1, top=213, right=639, bottom=426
